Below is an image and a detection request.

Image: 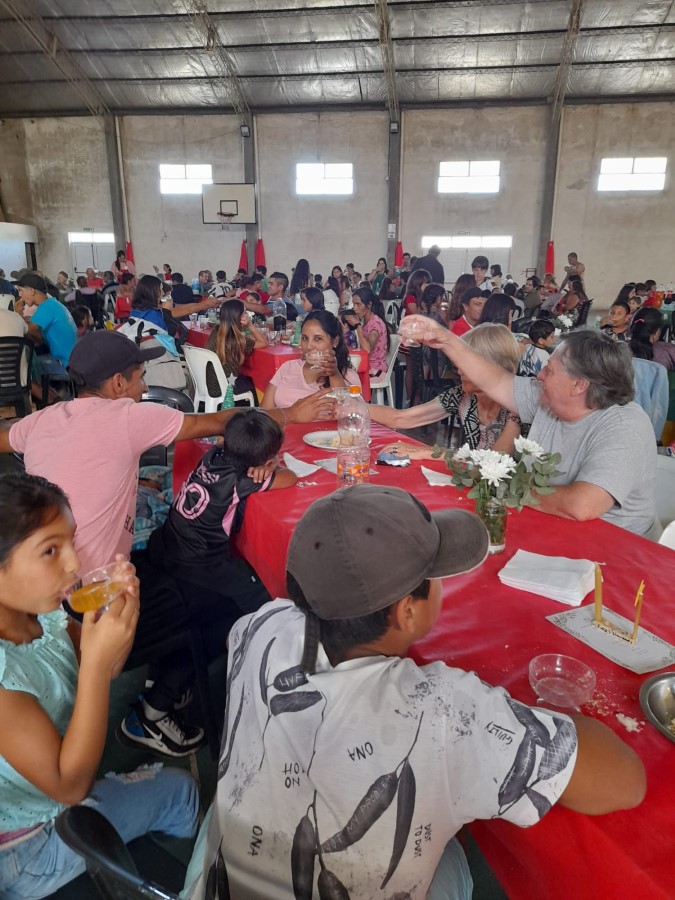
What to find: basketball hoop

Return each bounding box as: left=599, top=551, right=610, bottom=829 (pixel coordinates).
left=217, top=212, right=235, bottom=231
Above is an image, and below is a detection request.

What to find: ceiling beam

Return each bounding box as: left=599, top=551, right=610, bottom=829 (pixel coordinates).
left=0, top=0, right=110, bottom=117
left=550, top=0, right=585, bottom=122
left=373, top=0, right=399, bottom=124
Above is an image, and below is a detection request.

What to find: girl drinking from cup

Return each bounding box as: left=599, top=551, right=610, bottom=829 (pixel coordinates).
left=207, top=298, right=268, bottom=403
left=261, top=310, right=359, bottom=409
left=0, top=473, right=198, bottom=898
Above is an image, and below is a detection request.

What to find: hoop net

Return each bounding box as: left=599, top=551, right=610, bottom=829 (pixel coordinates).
left=217, top=212, right=235, bottom=231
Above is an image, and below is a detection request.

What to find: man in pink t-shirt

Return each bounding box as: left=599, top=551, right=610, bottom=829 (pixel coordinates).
left=0, top=331, right=335, bottom=756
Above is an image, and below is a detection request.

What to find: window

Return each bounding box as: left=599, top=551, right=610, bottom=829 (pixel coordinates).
left=438, top=161, right=500, bottom=194
left=597, top=157, right=667, bottom=192
left=160, top=164, right=213, bottom=195
left=68, top=232, right=114, bottom=243
left=296, top=163, right=353, bottom=196
left=421, top=235, right=512, bottom=250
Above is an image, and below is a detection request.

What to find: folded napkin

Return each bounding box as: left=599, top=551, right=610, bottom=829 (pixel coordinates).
left=498, top=549, right=595, bottom=607
left=283, top=453, right=321, bottom=478
left=421, top=465, right=455, bottom=487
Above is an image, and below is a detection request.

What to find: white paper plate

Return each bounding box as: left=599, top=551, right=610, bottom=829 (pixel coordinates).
left=303, top=430, right=341, bottom=450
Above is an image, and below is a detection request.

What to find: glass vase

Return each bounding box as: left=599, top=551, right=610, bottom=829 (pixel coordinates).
left=475, top=496, right=508, bottom=554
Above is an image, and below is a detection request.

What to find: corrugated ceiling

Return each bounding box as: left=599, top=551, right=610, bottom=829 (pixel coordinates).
left=0, top=0, right=673, bottom=116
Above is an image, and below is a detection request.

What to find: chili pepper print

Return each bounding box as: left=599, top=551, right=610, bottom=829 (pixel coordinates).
left=536, top=719, right=576, bottom=782
left=380, top=759, right=416, bottom=889
left=218, top=689, right=245, bottom=781
left=291, top=813, right=317, bottom=900
left=227, top=606, right=284, bottom=695
left=506, top=698, right=552, bottom=748
left=525, top=787, right=551, bottom=818
left=204, top=843, right=230, bottom=899
left=270, top=691, right=323, bottom=715
left=259, top=637, right=276, bottom=706
left=318, top=867, right=351, bottom=899
left=497, top=732, right=537, bottom=813
left=273, top=665, right=309, bottom=692
left=321, top=714, right=423, bottom=855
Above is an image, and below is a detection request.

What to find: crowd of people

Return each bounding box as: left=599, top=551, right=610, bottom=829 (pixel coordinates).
left=0, top=241, right=669, bottom=897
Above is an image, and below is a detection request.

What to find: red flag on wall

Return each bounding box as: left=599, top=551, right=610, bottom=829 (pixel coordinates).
left=394, top=241, right=403, bottom=268
left=125, top=241, right=135, bottom=264
left=544, top=241, right=555, bottom=276
left=255, top=239, right=266, bottom=268
left=238, top=240, right=248, bottom=273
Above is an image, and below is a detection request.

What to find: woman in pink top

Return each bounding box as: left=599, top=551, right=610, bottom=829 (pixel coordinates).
left=344, top=287, right=390, bottom=376
left=261, top=310, right=359, bottom=409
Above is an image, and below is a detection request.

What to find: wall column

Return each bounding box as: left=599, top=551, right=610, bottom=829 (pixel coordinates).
left=386, top=127, right=401, bottom=266
left=104, top=115, right=127, bottom=253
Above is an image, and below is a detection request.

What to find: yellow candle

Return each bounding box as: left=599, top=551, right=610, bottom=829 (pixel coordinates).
left=594, top=565, right=602, bottom=622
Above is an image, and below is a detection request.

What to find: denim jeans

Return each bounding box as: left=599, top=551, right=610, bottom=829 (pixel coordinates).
left=0, top=764, right=199, bottom=899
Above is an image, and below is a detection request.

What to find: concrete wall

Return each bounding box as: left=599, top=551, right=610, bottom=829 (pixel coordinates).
left=401, top=106, right=548, bottom=285
left=0, top=222, right=38, bottom=275
left=1, top=102, right=674, bottom=306
left=0, top=117, right=112, bottom=278
left=255, top=111, right=390, bottom=281
left=120, top=115, right=245, bottom=279
left=553, top=102, right=675, bottom=302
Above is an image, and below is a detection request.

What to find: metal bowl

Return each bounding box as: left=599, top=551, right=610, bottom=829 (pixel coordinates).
left=639, top=672, right=675, bottom=744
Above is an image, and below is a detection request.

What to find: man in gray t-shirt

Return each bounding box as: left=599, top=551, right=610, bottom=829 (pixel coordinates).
left=403, top=321, right=659, bottom=537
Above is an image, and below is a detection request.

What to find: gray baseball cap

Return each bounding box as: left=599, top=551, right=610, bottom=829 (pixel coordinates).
left=287, top=484, right=489, bottom=623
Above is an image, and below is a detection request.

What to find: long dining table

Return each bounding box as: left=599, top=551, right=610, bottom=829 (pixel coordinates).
left=172, top=422, right=675, bottom=900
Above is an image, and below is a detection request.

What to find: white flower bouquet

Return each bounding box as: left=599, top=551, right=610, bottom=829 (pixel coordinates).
left=434, top=436, right=561, bottom=511
left=551, top=313, right=574, bottom=333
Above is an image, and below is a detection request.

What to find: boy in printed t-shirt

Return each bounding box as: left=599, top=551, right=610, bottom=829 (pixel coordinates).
left=184, top=485, right=645, bottom=899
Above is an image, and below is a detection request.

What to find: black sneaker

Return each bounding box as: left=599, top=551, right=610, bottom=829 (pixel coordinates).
left=118, top=701, right=205, bottom=757
left=144, top=679, right=193, bottom=711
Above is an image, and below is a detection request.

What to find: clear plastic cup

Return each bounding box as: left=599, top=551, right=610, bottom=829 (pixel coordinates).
left=336, top=446, right=370, bottom=485
left=65, top=563, right=127, bottom=615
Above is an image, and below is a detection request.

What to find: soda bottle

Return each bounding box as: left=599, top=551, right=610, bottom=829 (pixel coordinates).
left=337, top=385, right=371, bottom=448
left=272, top=299, right=287, bottom=332
left=291, top=319, right=302, bottom=347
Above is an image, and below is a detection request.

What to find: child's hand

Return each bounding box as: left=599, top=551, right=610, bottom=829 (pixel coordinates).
left=79, top=557, right=140, bottom=678
left=248, top=456, right=279, bottom=484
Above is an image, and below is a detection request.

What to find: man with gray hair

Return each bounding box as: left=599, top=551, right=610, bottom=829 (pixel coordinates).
left=407, top=320, right=658, bottom=537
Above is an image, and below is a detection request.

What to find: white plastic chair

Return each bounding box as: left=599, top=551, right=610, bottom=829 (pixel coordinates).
left=658, top=520, right=675, bottom=550
left=655, top=454, right=675, bottom=528
left=232, top=390, right=255, bottom=407
left=370, top=334, right=401, bottom=406
left=0, top=294, right=14, bottom=311
left=183, top=344, right=228, bottom=412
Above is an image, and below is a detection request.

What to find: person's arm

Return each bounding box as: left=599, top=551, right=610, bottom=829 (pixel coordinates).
left=528, top=481, right=615, bottom=522
left=558, top=715, right=646, bottom=814
left=260, top=384, right=277, bottom=410
left=247, top=322, right=268, bottom=349
left=178, top=391, right=336, bottom=437
left=405, top=314, right=518, bottom=413
left=243, top=297, right=271, bottom=316
left=0, top=585, right=139, bottom=805
left=493, top=413, right=520, bottom=454
left=169, top=297, right=219, bottom=318
left=355, top=323, right=377, bottom=352
left=369, top=396, right=448, bottom=430
left=269, top=467, right=298, bottom=490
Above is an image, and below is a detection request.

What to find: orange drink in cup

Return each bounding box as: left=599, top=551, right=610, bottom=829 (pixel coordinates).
left=66, top=564, right=126, bottom=614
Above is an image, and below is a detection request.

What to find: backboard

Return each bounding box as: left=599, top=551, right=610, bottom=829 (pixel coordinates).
left=202, top=183, right=256, bottom=225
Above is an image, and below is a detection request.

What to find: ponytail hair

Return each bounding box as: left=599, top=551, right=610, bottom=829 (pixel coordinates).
left=629, top=307, right=662, bottom=361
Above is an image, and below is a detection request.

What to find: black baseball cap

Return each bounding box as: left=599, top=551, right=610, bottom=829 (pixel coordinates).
left=68, top=330, right=164, bottom=387
left=14, top=273, right=47, bottom=293
left=286, top=485, right=489, bottom=671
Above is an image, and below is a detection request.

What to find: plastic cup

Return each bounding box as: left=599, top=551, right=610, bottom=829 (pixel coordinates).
left=337, top=446, right=370, bottom=485
left=66, top=564, right=127, bottom=615
left=529, top=654, right=596, bottom=711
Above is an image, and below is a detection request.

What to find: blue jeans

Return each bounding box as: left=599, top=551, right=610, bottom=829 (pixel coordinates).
left=0, top=764, right=199, bottom=899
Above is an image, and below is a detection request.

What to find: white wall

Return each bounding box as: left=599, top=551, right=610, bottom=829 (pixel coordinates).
left=401, top=106, right=548, bottom=286
left=0, top=222, right=38, bottom=275
left=120, top=115, right=246, bottom=280
left=553, top=102, right=675, bottom=306
left=255, top=111, right=390, bottom=280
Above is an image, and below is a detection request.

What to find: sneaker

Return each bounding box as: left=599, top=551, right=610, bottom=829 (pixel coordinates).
left=118, top=700, right=205, bottom=757
left=144, top=679, right=193, bottom=711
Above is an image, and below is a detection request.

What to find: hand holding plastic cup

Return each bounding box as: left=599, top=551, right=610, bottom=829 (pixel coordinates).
left=306, top=349, right=330, bottom=370
left=65, top=563, right=128, bottom=616
left=398, top=318, right=427, bottom=348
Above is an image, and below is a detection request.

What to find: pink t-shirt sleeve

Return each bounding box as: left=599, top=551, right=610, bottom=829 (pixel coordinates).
left=9, top=414, right=36, bottom=453
left=126, top=402, right=184, bottom=456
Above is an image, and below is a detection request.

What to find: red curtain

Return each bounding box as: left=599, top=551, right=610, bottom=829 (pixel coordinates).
left=544, top=241, right=555, bottom=275
left=255, top=239, right=266, bottom=268
left=238, top=240, right=248, bottom=272
left=125, top=241, right=135, bottom=264
left=394, top=241, right=403, bottom=267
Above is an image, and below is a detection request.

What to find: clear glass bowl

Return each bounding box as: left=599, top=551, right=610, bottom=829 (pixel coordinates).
left=529, top=653, right=596, bottom=711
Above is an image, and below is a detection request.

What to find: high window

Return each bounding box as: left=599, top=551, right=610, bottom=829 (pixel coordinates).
left=597, top=157, right=667, bottom=192
left=296, top=163, right=353, bottom=195
left=438, top=161, right=500, bottom=194
left=159, top=164, right=213, bottom=195
left=421, top=235, right=512, bottom=250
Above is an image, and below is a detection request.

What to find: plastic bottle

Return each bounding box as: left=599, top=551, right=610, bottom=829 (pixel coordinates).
left=337, top=385, right=371, bottom=448
left=272, top=299, right=287, bottom=332
left=291, top=318, right=302, bottom=348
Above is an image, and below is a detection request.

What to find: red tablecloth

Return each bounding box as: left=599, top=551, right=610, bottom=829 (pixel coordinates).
left=173, top=424, right=675, bottom=900
left=185, top=327, right=371, bottom=399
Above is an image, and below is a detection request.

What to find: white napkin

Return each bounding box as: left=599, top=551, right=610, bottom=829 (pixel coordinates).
left=283, top=453, right=321, bottom=478
left=498, top=549, right=596, bottom=607
left=421, top=465, right=455, bottom=487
